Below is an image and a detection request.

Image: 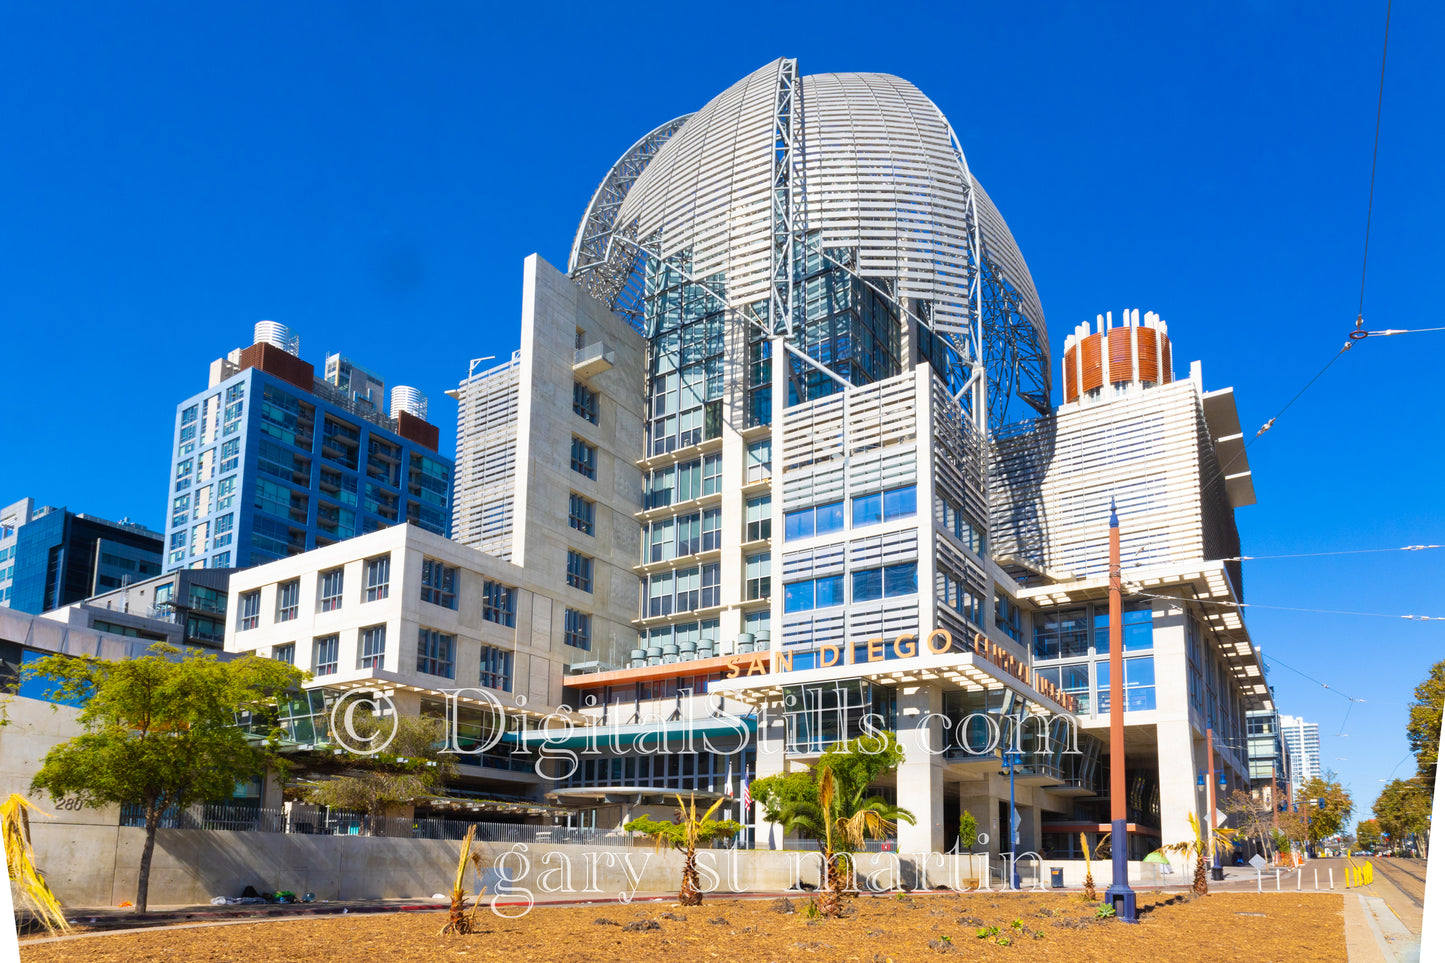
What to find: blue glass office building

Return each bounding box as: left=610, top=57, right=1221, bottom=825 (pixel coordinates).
left=163, top=340, right=453, bottom=572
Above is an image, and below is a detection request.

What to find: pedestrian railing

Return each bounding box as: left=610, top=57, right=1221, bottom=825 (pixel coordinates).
left=117, top=801, right=634, bottom=846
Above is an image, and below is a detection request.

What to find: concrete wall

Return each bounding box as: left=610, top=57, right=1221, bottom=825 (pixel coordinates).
left=36, top=826, right=1088, bottom=908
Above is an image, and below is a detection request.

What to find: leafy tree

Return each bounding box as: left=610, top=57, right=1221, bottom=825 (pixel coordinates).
left=751, top=732, right=908, bottom=849
left=27, top=645, right=304, bottom=912
left=1223, top=788, right=1273, bottom=854
left=958, top=810, right=978, bottom=854
left=1372, top=778, right=1431, bottom=858
left=1406, top=659, right=1444, bottom=793
left=1355, top=818, right=1384, bottom=852
left=625, top=794, right=741, bottom=905
left=1154, top=812, right=1237, bottom=895
left=1297, top=776, right=1353, bottom=846
left=299, top=711, right=456, bottom=833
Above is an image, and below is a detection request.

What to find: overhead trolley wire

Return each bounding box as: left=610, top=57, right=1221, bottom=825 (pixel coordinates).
left=1357, top=0, right=1393, bottom=323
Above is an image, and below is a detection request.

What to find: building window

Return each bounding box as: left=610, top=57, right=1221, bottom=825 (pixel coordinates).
left=220, top=439, right=241, bottom=473
left=702, top=507, right=722, bottom=551
left=364, top=554, right=390, bottom=602
left=479, top=644, right=513, bottom=692
left=416, top=628, right=455, bottom=678
left=313, top=635, right=339, bottom=676
left=746, top=439, right=772, bottom=483
left=1098, top=657, right=1157, bottom=712
left=1095, top=603, right=1153, bottom=653
left=852, top=485, right=918, bottom=528
left=182, top=405, right=199, bottom=425
left=702, top=453, right=722, bottom=495
left=570, top=437, right=596, bottom=479
left=482, top=580, right=516, bottom=627
left=745, top=609, right=771, bottom=638
left=851, top=562, right=918, bottom=603
left=276, top=579, right=299, bottom=622
left=212, top=551, right=231, bottom=567
left=745, top=495, right=771, bottom=542
left=420, top=558, right=458, bottom=608
left=745, top=553, right=771, bottom=600
left=783, top=574, right=845, bottom=613
left=563, top=609, right=590, bottom=650
left=238, top=590, right=261, bottom=631
left=568, top=493, right=595, bottom=536
left=318, top=568, right=344, bottom=612
left=359, top=624, right=386, bottom=670
left=995, top=595, right=1021, bottom=642
left=573, top=381, right=599, bottom=424
left=273, top=643, right=294, bottom=665
left=784, top=501, right=844, bottom=541
left=566, top=551, right=593, bottom=592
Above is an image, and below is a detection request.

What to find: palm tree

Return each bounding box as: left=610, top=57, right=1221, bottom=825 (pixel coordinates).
left=2, top=794, right=68, bottom=935
left=625, top=794, right=740, bottom=905
left=778, top=768, right=915, bottom=917
left=1080, top=832, right=1097, bottom=901
left=1155, top=812, right=1237, bottom=895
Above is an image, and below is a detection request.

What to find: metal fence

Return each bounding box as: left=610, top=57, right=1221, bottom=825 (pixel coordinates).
left=118, top=801, right=635, bottom=846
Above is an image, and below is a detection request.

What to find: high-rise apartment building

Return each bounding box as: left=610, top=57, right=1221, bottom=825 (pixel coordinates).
left=163, top=324, right=453, bottom=572
left=0, top=498, right=162, bottom=612
left=1279, top=714, right=1321, bottom=790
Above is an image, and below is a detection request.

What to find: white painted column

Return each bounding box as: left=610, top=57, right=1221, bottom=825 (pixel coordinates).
left=896, top=685, right=945, bottom=853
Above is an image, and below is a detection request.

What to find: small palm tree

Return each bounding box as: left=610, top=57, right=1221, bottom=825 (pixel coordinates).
left=439, top=824, right=485, bottom=935
left=1080, top=832, right=1097, bottom=900
left=3, top=794, right=68, bottom=935
left=784, top=768, right=914, bottom=917
left=625, top=794, right=740, bottom=905
left=1155, top=812, right=1237, bottom=895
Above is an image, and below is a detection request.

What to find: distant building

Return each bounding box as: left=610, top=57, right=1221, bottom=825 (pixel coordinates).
left=1279, top=714, right=1321, bottom=789
left=40, top=568, right=236, bottom=649
left=1246, top=703, right=1291, bottom=810
left=0, top=497, right=162, bottom=613
left=163, top=323, right=454, bottom=572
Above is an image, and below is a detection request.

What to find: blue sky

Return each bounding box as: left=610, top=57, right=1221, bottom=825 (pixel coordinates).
left=2, top=2, right=1441, bottom=823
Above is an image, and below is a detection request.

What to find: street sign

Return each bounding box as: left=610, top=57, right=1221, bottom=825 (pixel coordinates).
left=1249, top=854, right=1267, bottom=871
left=1217, top=809, right=1229, bottom=827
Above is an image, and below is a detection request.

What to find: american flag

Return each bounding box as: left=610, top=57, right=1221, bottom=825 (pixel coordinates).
left=742, top=768, right=752, bottom=809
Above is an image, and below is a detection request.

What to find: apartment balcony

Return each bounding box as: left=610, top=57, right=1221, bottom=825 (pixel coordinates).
left=573, top=342, right=614, bottom=378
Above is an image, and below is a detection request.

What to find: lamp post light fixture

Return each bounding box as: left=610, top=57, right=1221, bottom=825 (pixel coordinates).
left=1001, top=747, right=1024, bottom=889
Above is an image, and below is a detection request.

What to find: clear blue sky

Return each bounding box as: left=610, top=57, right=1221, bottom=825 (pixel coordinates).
left=2, top=2, right=1440, bottom=824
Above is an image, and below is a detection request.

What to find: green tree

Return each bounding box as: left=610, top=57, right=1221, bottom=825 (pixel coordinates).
left=1297, top=776, right=1353, bottom=846
left=1372, top=778, right=1431, bottom=858
left=299, top=712, right=456, bottom=833
left=625, top=794, right=741, bottom=905
left=958, top=810, right=978, bottom=854
left=1223, top=788, right=1272, bottom=854
left=1355, top=818, right=1383, bottom=852
left=27, top=645, right=304, bottom=912
left=1406, top=659, right=1444, bottom=794
left=750, top=731, right=908, bottom=846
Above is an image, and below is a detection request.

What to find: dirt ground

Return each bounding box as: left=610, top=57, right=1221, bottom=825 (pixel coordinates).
left=21, top=891, right=1346, bottom=963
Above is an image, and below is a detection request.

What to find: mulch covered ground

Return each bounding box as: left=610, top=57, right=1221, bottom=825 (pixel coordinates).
left=21, top=890, right=1346, bottom=963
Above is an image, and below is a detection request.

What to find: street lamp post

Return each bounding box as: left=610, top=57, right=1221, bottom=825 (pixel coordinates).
left=1002, top=748, right=1024, bottom=889
left=1102, top=499, right=1138, bottom=922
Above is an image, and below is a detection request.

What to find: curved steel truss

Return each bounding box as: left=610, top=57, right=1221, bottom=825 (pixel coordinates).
left=567, top=62, right=1051, bottom=435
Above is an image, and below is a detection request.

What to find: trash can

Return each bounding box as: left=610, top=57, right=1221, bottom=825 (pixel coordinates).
left=1050, top=868, right=1064, bottom=888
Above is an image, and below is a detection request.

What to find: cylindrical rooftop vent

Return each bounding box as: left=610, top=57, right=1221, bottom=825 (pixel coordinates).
left=253, top=320, right=300, bottom=356
left=390, top=385, right=428, bottom=420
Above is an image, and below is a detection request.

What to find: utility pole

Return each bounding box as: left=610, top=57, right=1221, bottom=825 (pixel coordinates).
left=1102, top=499, right=1137, bottom=922
left=1208, top=727, right=1224, bottom=880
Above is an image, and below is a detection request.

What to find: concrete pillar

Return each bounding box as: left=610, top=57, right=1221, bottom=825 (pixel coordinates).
left=896, top=685, right=945, bottom=853
left=754, top=696, right=789, bottom=849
